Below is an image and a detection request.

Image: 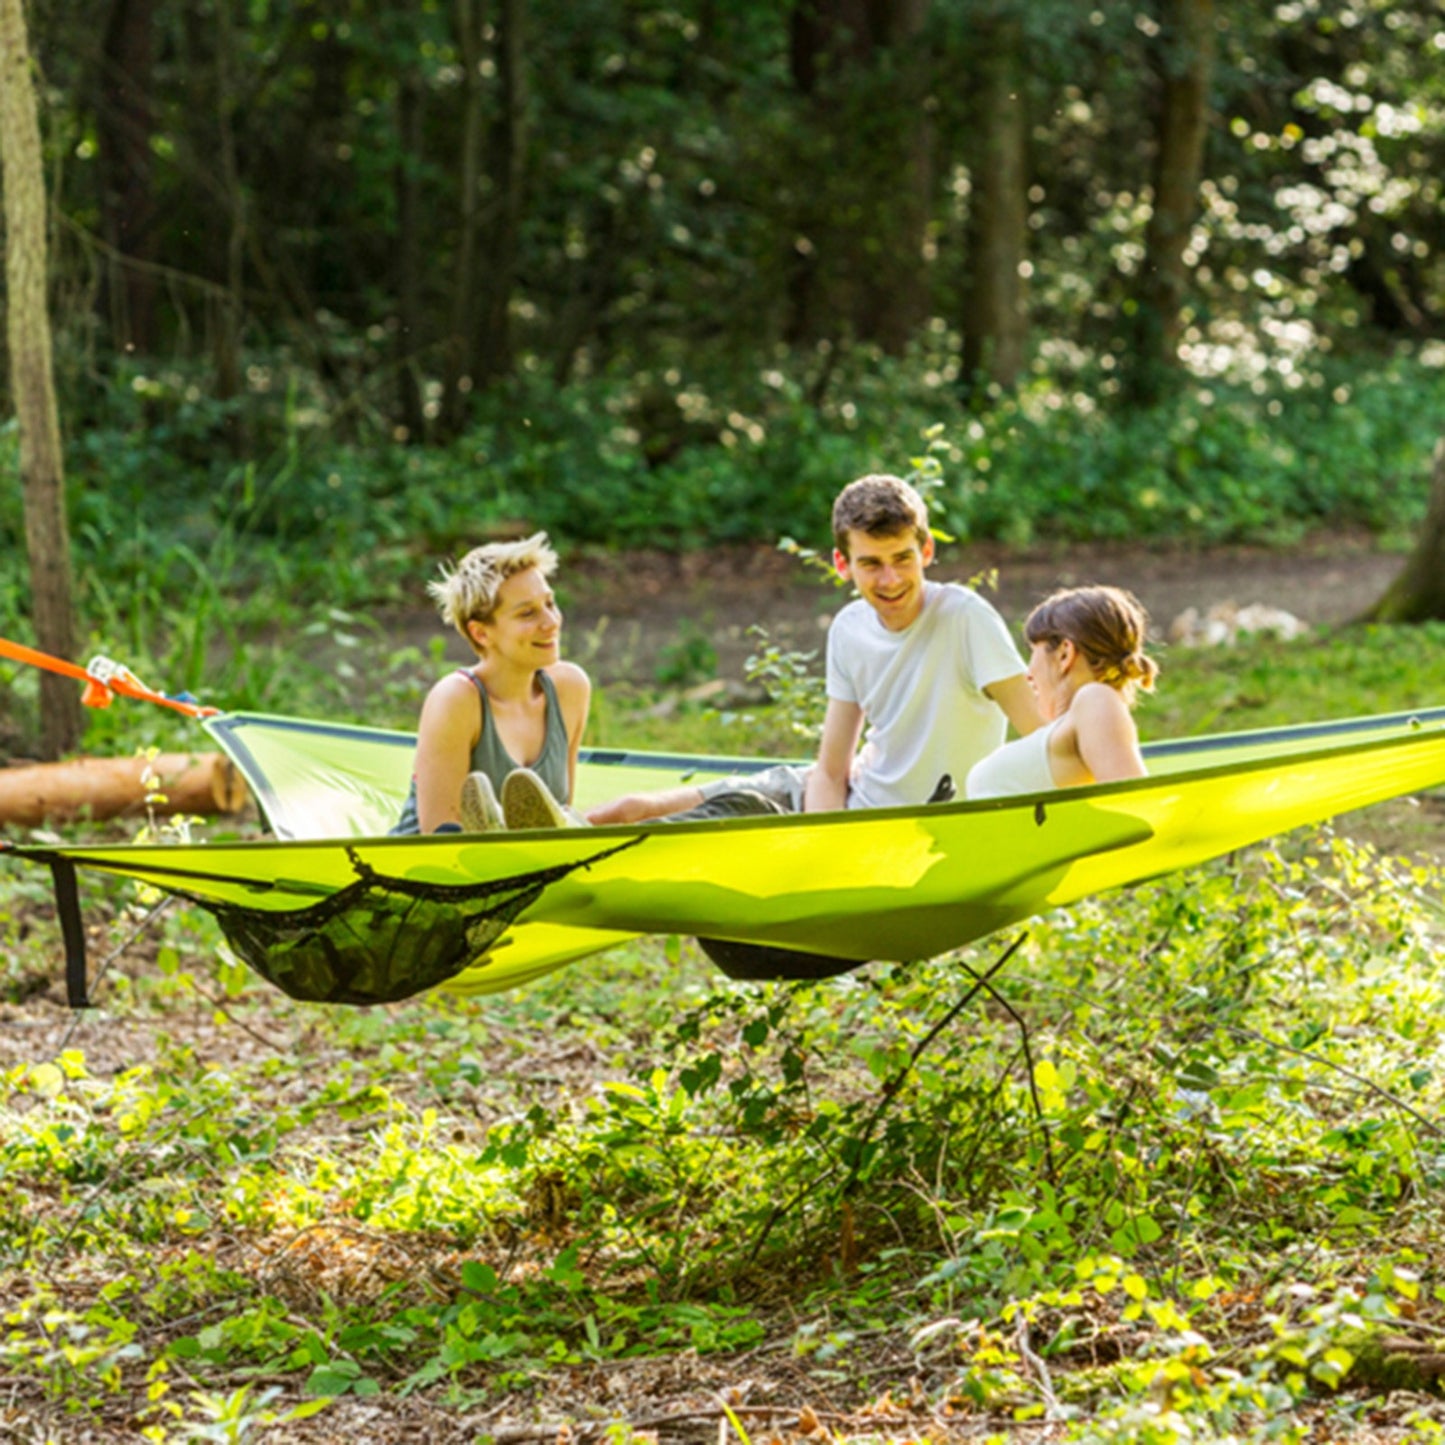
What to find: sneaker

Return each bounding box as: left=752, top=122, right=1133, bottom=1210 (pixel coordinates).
left=459, top=772, right=506, bottom=832
left=502, top=768, right=575, bottom=830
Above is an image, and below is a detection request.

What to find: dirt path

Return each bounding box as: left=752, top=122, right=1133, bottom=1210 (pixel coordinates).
left=393, top=533, right=1409, bottom=688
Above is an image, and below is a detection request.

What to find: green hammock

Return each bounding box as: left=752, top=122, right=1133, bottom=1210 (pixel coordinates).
left=5, top=706, right=1445, bottom=1007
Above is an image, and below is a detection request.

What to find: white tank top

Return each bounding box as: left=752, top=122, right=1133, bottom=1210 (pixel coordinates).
left=965, top=718, right=1063, bottom=799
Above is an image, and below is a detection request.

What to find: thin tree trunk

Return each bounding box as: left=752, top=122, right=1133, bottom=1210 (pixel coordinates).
left=96, top=0, right=157, bottom=353
left=1363, top=439, right=1445, bottom=623
left=441, top=0, right=486, bottom=434
left=787, top=0, right=933, bottom=353
left=548, top=200, right=622, bottom=387
left=959, top=15, right=1027, bottom=393
left=1127, top=0, right=1215, bottom=402
left=781, top=0, right=823, bottom=345
left=856, top=0, right=932, bottom=353
left=395, top=70, right=427, bottom=441
left=212, top=0, right=245, bottom=415
left=477, top=0, right=525, bottom=386
left=0, top=0, right=83, bottom=757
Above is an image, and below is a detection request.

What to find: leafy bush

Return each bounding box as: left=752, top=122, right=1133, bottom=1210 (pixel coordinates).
left=938, top=348, right=1445, bottom=546
left=3, top=335, right=1441, bottom=754
left=5, top=827, right=1445, bottom=1434
left=7, top=340, right=1441, bottom=659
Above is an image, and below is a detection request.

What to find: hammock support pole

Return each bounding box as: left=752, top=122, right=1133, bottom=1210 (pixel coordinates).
left=47, top=857, right=90, bottom=1008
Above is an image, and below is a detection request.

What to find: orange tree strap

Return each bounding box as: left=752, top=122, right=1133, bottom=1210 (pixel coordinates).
left=0, top=635, right=219, bottom=718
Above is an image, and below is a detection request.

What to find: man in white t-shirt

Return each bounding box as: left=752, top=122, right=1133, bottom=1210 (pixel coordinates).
left=587, top=474, right=1041, bottom=823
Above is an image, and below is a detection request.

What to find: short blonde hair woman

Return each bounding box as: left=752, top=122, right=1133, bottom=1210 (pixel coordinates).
left=391, top=532, right=591, bottom=834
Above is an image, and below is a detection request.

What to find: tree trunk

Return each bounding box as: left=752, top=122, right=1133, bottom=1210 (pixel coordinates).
left=476, top=0, right=526, bottom=387
left=548, top=200, right=623, bottom=387
left=395, top=69, right=427, bottom=441
left=1126, top=0, right=1215, bottom=403
left=1363, top=439, right=1445, bottom=623
left=0, top=751, right=247, bottom=826
left=212, top=0, right=245, bottom=416
left=441, top=0, right=487, bottom=435
left=0, top=0, right=83, bottom=758
left=787, top=0, right=934, bottom=354
left=96, top=0, right=157, bottom=354
left=959, top=14, right=1027, bottom=393
left=855, top=0, right=932, bottom=353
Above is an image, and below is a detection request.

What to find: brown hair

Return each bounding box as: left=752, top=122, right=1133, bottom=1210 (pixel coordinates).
left=428, top=532, right=559, bottom=655
left=831, top=474, right=931, bottom=553
left=1025, top=585, right=1159, bottom=704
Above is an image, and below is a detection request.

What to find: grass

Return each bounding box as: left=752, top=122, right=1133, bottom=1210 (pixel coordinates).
left=1143, top=622, right=1445, bottom=741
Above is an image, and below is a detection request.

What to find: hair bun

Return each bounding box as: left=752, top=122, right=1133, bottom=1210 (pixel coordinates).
left=1122, top=650, right=1160, bottom=692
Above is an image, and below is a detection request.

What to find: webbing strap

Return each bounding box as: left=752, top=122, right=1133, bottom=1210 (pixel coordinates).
left=0, top=635, right=218, bottom=718
left=47, top=858, right=91, bottom=1009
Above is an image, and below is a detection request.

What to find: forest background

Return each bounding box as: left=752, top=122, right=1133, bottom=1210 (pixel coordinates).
left=3, top=0, right=1445, bottom=755
left=7, top=1, right=1445, bottom=1441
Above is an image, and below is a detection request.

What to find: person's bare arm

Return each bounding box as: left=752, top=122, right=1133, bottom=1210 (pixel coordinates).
left=585, top=785, right=705, bottom=825
left=1071, top=683, right=1146, bottom=783
left=803, top=698, right=863, bottom=812
left=414, top=675, right=481, bottom=832
left=983, top=673, right=1044, bottom=736
left=547, top=661, right=592, bottom=803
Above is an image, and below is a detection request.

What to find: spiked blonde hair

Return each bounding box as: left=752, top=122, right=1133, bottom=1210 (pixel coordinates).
left=429, top=532, right=558, bottom=655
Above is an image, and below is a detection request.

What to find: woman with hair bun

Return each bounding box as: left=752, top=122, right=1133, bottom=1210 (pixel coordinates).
left=966, top=586, right=1158, bottom=799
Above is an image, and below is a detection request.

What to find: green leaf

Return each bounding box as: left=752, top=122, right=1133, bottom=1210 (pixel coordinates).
left=306, top=1361, right=361, bottom=1396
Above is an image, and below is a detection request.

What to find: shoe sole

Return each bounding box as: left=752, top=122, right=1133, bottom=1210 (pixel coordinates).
left=459, top=773, right=505, bottom=832
left=503, top=770, right=568, bottom=830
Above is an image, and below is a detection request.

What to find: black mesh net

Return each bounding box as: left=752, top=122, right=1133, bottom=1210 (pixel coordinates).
left=177, top=844, right=631, bottom=1005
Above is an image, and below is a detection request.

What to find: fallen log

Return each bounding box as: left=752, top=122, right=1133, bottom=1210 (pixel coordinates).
left=0, top=752, right=249, bottom=826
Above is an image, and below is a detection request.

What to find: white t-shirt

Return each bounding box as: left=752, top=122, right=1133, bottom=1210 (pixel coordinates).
left=826, top=581, right=1026, bottom=810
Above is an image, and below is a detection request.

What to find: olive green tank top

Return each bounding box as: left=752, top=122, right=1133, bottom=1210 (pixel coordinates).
left=391, top=670, right=569, bottom=834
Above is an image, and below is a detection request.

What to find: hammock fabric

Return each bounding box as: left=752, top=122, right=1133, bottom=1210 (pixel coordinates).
left=5, top=706, right=1445, bottom=1007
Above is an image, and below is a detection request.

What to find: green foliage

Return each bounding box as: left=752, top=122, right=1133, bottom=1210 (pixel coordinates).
left=653, top=621, right=717, bottom=688
left=32, top=0, right=1445, bottom=394
left=8, top=3, right=1445, bottom=1426
left=1144, top=621, right=1445, bottom=744
left=934, top=348, right=1445, bottom=548
left=8, top=346, right=1443, bottom=635
left=7, top=819, right=1445, bottom=1434
left=9, top=787, right=1445, bottom=1417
